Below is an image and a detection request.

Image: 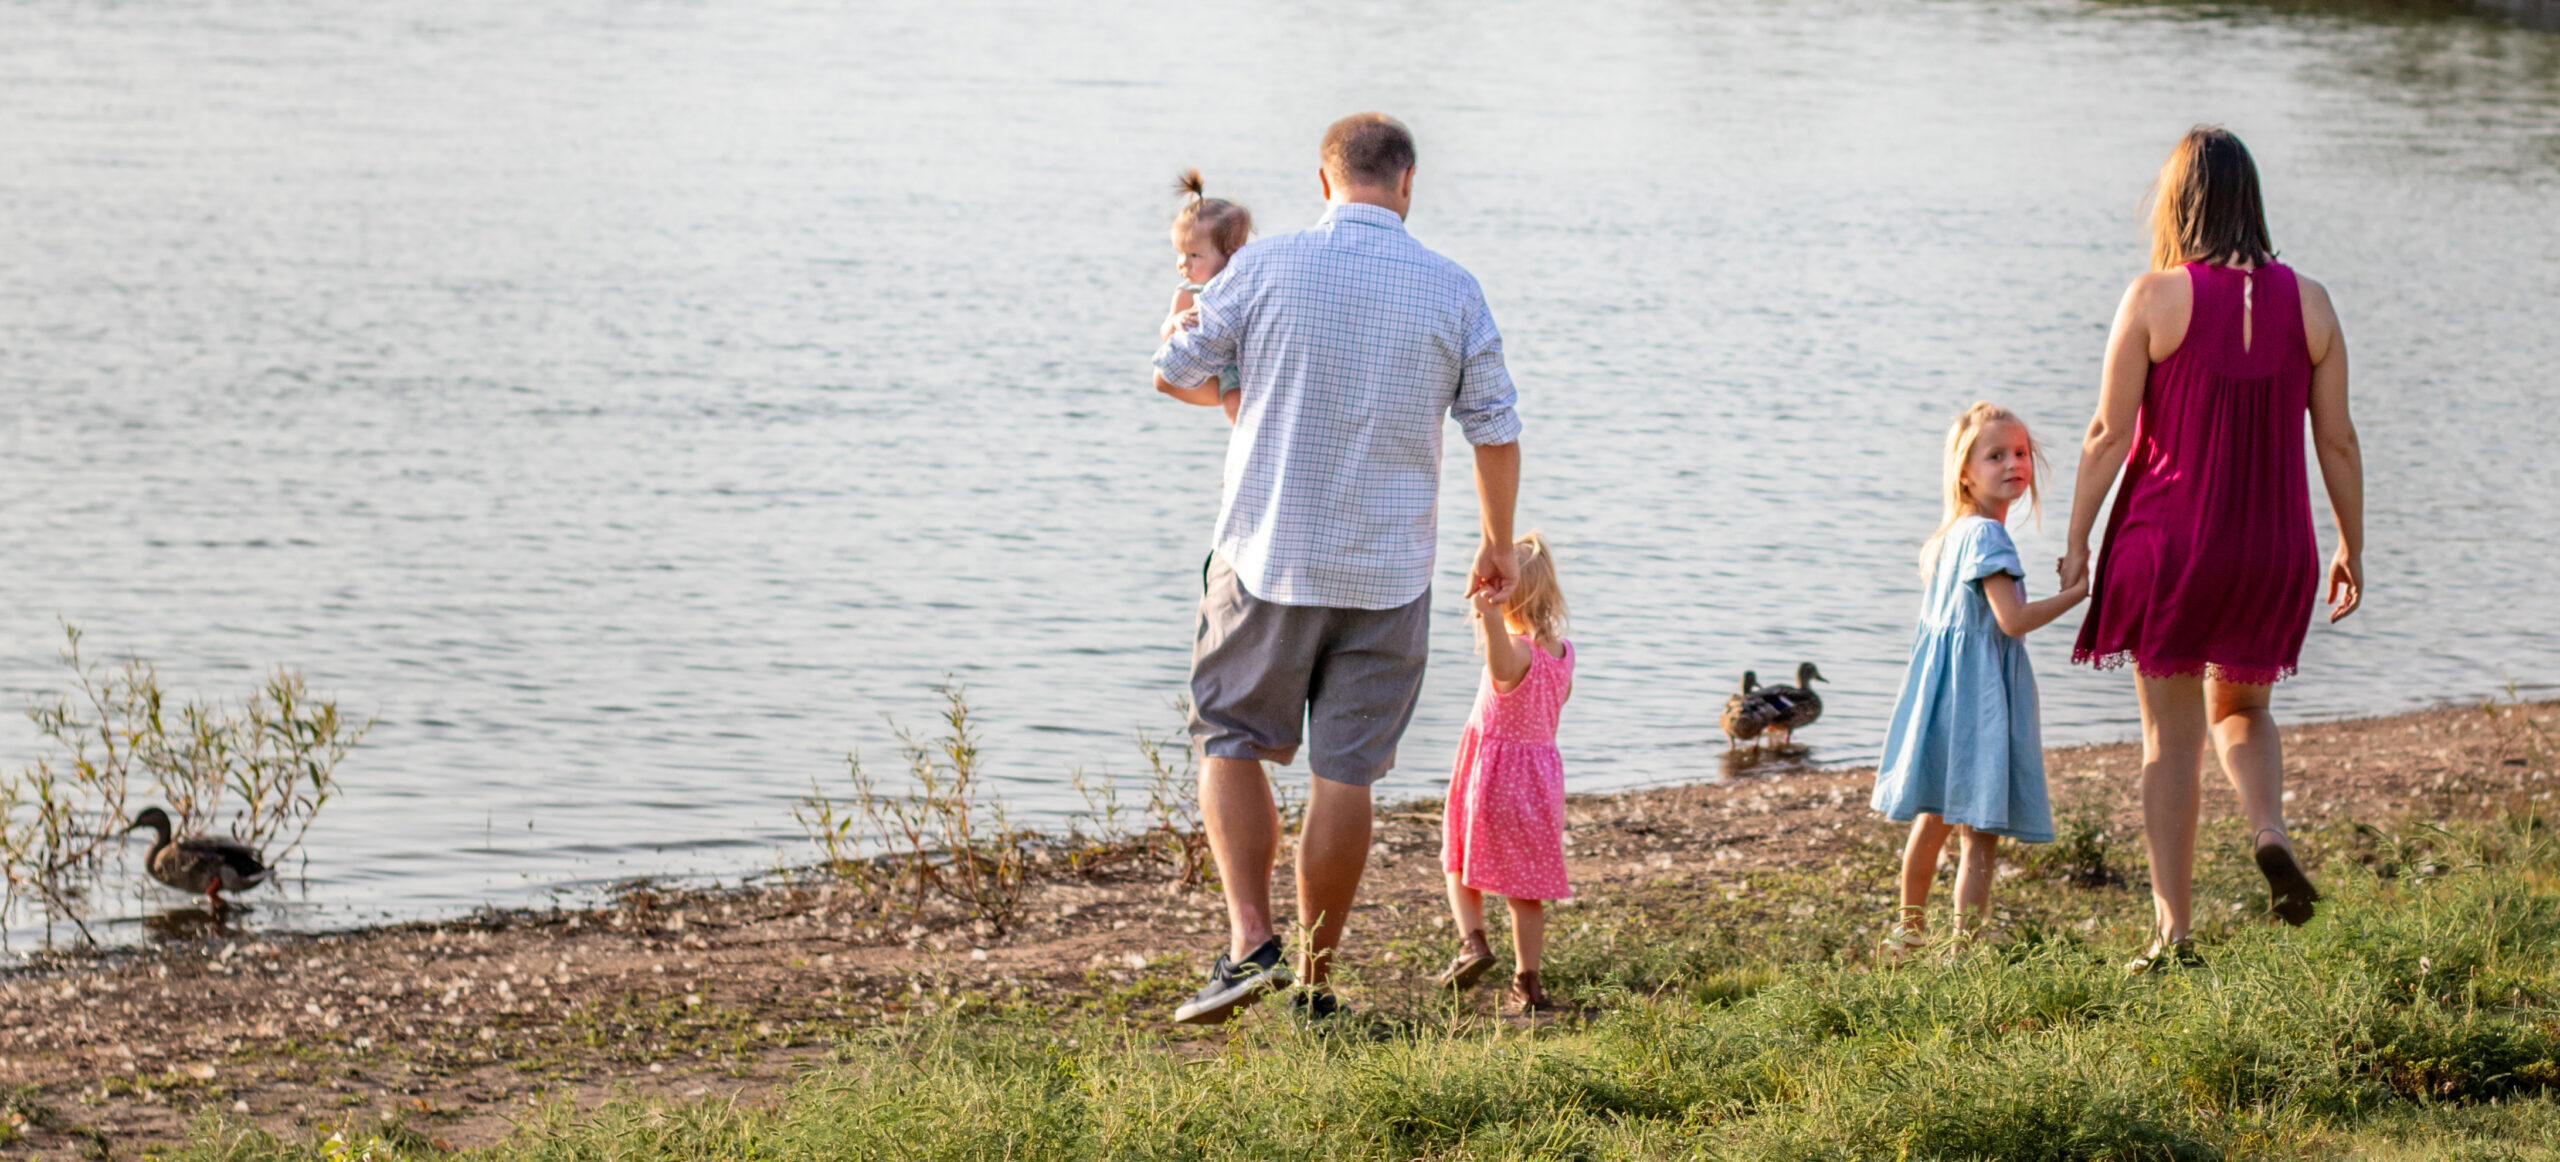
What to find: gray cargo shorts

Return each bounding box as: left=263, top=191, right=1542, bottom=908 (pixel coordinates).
left=1189, top=554, right=1430, bottom=787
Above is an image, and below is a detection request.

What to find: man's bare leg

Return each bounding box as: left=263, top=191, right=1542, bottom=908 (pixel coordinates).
left=1296, top=775, right=1373, bottom=987
left=1200, top=755, right=1280, bottom=961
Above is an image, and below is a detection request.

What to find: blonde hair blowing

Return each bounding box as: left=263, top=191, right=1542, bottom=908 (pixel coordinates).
left=1504, top=531, right=1570, bottom=645
left=1918, top=402, right=2046, bottom=578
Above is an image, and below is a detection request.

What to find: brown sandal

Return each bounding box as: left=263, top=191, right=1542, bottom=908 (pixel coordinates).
left=1508, top=970, right=1561, bottom=1016
left=1434, top=929, right=1498, bottom=992
left=2254, top=828, right=2320, bottom=927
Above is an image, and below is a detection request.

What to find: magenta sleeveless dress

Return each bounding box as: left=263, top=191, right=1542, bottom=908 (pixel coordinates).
left=2074, top=263, right=2320, bottom=685
left=1440, top=638, right=1573, bottom=901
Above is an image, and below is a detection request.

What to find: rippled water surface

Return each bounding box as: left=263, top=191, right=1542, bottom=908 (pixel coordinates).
left=2, top=0, right=2555, bottom=943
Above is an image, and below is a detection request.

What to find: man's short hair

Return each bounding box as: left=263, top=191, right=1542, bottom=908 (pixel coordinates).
left=1321, top=113, right=1416, bottom=187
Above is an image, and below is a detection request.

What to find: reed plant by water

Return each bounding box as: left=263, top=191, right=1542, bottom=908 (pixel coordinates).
left=0, top=625, right=369, bottom=940
left=796, top=685, right=1035, bottom=932
left=1069, top=712, right=1214, bottom=887
left=797, top=687, right=1218, bottom=933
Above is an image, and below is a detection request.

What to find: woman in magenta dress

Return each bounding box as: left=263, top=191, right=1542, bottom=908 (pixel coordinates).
left=2059, top=127, right=2366, bottom=969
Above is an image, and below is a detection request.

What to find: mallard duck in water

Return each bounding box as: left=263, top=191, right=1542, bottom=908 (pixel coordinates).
left=1755, top=662, right=1828, bottom=746
left=125, top=807, right=272, bottom=906
left=1720, top=670, right=1774, bottom=747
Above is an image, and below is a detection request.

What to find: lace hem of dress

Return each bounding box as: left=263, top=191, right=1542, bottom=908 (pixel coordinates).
left=2072, top=648, right=2297, bottom=687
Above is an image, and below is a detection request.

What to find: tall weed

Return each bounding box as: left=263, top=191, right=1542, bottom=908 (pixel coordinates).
left=1, top=625, right=368, bottom=940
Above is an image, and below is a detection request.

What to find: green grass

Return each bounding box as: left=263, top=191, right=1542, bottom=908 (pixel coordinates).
left=166, top=815, right=2560, bottom=1160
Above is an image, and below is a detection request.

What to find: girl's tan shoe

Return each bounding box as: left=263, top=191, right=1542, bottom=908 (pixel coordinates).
left=1508, top=970, right=1562, bottom=1017
left=1435, top=929, right=1498, bottom=992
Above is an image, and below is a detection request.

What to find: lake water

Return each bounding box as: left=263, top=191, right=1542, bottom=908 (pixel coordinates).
left=2, top=0, right=2555, bottom=945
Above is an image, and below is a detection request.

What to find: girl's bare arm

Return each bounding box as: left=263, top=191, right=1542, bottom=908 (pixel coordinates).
left=1471, top=594, right=1533, bottom=693
left=1981, top=572, right=2089, bottom=638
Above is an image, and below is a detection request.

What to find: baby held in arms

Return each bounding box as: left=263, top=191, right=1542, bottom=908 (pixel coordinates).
left=1157, top=169, right=1252, bottom=424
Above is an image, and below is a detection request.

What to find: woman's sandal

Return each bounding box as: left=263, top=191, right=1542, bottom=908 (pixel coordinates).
left=2123, top=937, right=2205, bottom=975
left=2253, top=827, right=2321, bottom=927
left=1878, top=924, right=1928, bottom=966
left=1434, top=929, right=1498, bottom=992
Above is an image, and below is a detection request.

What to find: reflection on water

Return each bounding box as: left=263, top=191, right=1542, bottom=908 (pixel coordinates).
left=0, top=0, right=2555, bottom=948
left=137, top=906, right=244, bottom=944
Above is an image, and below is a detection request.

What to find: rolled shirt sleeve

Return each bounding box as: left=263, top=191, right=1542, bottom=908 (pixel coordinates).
left=1152, top=275, right=1243, bottom=390
left=1449, top=290, right=1522, bottom=446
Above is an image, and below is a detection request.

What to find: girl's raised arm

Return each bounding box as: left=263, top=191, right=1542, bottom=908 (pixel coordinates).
left=1471, top=591, right=1533, bottom=693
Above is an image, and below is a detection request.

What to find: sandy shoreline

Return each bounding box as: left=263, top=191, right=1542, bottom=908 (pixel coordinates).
left=3, top=697, right=2552, bottom=1156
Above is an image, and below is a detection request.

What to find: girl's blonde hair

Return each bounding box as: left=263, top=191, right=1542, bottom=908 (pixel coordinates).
left=1504, top=531, right=1570, bottom=645
left=1919, top=402, right=2046, bottom=577
left=1172, top=168, right=1252, bottom=258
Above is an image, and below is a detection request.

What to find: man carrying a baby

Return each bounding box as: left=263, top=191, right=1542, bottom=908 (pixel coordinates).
left=1151, top=112, right=1524, bottom=1024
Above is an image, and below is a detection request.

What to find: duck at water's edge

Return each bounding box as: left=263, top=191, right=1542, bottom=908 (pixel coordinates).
left=1721, top=663, right=1828, bottom=749
left=125, top=807, right=272, bottom=907
left=1721, top=670, right=1772, bottom=747
left=1758, top=662, right=1827, bottom=747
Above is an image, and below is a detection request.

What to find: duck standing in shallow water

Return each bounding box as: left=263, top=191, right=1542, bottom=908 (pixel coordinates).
left=1720, top=670, right=1773, bottom=747
left=1758, top=662, right=1828, bottom=746
left=1722, top=663, right=1828, bottom=749
left=125, top=807, right=272, bottom=907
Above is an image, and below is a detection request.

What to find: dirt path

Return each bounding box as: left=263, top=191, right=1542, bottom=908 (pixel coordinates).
left=4, top=699, right=2551, bottom=1156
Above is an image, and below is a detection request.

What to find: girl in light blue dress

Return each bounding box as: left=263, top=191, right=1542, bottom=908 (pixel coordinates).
left=1873, top=403, right=2087, bottom=959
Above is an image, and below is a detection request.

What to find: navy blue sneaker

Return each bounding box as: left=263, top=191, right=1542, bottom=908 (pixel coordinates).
left=1288, top=985, right=1342, bottom=1024
left=1173, top=937, right=1290, bottom=1025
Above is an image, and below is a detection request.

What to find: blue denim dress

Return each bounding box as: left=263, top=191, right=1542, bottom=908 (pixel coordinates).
left=1870, top=515, right=2054, bottom=843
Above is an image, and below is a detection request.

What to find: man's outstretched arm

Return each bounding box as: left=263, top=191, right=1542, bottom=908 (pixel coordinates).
left=1469, top=441, right=1519, bottom=602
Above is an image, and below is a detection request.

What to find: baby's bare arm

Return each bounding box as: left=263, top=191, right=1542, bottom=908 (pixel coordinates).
left=1158, top=374, right=1223, bottom=407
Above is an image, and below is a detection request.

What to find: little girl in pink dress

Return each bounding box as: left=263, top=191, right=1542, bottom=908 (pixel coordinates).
left=1436, top=532, right=1574, bottom=1015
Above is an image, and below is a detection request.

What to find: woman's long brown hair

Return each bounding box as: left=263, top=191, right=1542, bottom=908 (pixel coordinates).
left=2149, top=126, right=2276, bottom=272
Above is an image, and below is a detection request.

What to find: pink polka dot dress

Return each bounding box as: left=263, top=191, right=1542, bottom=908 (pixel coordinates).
left=1440, top=637, right=1574, bottom=901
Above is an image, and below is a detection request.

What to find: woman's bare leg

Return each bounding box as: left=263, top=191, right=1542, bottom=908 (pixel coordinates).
left=1952, top=826, right=2000, bottom=937
left=2205, top=679, right=2287, bottom=846
left=2136, top=675, right=2209, bottom=944
left=1897, top=813, right=1956, bottom=931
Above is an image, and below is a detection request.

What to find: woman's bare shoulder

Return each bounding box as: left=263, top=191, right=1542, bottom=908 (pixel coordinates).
left=2292, top=269, right=2336, bottom=315
left=2123, top=268, right=2190, bottom=302
left=2291, top=269, right=2343, bottom=359
left=2115, top=269, right=2193, bottom=360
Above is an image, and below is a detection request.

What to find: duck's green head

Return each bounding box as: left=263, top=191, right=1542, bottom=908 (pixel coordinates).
left=125, top=806, right=174, bottom=839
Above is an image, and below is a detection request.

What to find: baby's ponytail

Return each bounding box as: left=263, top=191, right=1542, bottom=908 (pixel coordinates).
left=1170, top=169, right=1253, bottom=259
